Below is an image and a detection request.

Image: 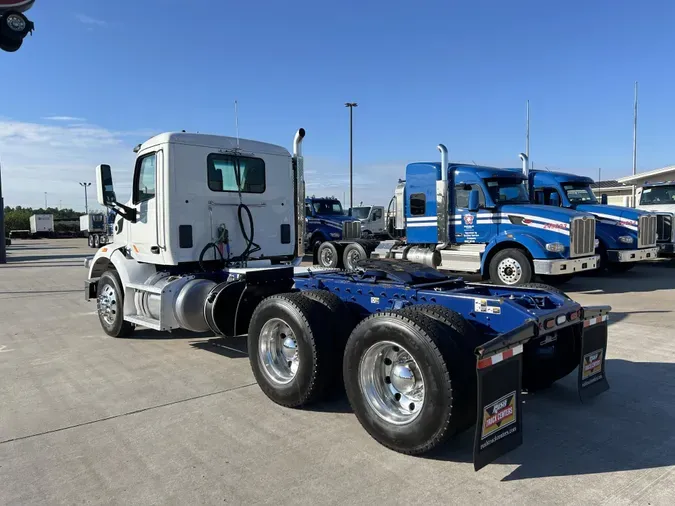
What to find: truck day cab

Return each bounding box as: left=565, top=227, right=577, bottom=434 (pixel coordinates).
left=316, top=147, right=600, bottom=286
left=304, top=196, right=361, bottom=253
left=530, top=171, right=659, bottom=272
left=83, top=128, right=613, bottom=470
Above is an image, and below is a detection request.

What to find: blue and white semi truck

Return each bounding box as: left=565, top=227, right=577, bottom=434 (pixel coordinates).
left=529, top=170, right=659, bottom=272
left=304, top=195, right=362, bottom=252
left=316, top=146, right=600, bottom=286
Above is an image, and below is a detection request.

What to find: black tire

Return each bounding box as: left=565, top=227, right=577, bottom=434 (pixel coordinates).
left=317, top=241, right=341, bottom=268
left=489, top=248, right=533, bottom=286
left=343, top=242, right=368, bottom=271
left=97, top=271, right=134, bottom=338
left=248, top=293, right=334, bottom=407
left=88, top=235, right=95, bottom=248
left=522, top=325, right=581, bottom=391
left=519, top=282, right=570, bottom=299
left=1, top=11, right=31, bottom=38
left=99, top=235, right=107, bottom=246
left=393, top=306, right=477, bottom=432
left=343, top=311, right=467, bottom=455
left=538, top=273, right=575, bottom=285
left=93, top=234, right=100, bottom=248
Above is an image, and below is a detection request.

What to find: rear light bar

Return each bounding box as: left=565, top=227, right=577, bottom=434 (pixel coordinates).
left=543, top=309, right=581, bottom=331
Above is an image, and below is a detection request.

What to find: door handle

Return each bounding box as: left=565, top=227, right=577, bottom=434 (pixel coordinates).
left=151, top=246, right=160, bottom=254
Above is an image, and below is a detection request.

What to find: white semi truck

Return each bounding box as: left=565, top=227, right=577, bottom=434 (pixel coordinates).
left=82, top=127, right=614, bottom=470
left=348, top=205, right=387, bottom=238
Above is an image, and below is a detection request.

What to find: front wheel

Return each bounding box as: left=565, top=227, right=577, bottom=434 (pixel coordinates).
left=97, top=271, right=134, bottom=337
left=489, top=248, right=533, bottom=286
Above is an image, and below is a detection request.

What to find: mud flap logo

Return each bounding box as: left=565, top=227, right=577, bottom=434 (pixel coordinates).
left=481, top=391, right=517, bottom=441
left=582, top=349, right=603, bottom=380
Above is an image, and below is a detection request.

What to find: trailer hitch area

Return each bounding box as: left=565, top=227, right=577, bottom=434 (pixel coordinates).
left=578, top=305, right=611, bottom=403
left=472, top=319, right=536, bottom=472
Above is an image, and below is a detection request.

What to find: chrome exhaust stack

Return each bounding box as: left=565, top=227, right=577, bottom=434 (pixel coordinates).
left=519, top=152, right=529, bottom=190
left=436, top=144, right=449, bottom=249
left=293, top=128, right=306, bottom=263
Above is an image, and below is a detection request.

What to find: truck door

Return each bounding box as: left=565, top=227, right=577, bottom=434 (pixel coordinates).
left=129, top=150, right=161, bottom=263
left=453, top=183, right=495, bottom=244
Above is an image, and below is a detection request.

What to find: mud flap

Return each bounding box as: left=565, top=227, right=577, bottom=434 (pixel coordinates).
left=578, top=306, right=611, bottom=402
left=473, top=320, right=535, bottom=471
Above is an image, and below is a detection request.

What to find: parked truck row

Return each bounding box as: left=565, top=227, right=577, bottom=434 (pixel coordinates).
left=82, top=127, right=614, bottom=471
left=313, top=148, right=668, bottom=285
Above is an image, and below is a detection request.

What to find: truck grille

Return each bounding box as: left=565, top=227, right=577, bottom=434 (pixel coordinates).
left=570, top=216, right=596, bottom=258
left=638, top=214, right=657, bottom=247
left=655, top=213, right=672, bottom=243
left=342, top=221, right=362, bottom=240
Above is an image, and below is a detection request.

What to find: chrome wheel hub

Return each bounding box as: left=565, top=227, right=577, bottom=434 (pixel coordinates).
left=320, top=247, right=333, bottom=266
left=97, top=284, right=118, bottom=326
left=358, top=341, right=425, bottom=425
left=259, top=318, right=299, bottom=384
left=497, top=258, right=522, bottom=285
left=346, top=249, right=361, bottom=270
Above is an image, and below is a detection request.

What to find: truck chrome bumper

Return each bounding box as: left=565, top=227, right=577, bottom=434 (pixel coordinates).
left=533, top=255, right=599, bottom=275
left=607, top=247, right=659, bottom=263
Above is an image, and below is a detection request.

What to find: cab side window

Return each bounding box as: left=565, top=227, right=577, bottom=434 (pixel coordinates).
left=372, top=208, right=383, bottom=220
left=539, top=188, right=562, bottom=206
left=133, top=153, right=156, bottom=204
left=454, top=184, right=486, bottom=208
left=304, top=204, right=312, bottom=216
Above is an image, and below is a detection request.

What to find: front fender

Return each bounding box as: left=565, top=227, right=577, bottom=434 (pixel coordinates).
left=87, top=246, right=156, bottom=314
left=595, top=224, right=635, bottom=251
left=481, top=232, right=552, bottom=276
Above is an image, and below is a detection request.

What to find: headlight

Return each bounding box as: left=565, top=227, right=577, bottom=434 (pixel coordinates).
left=546, top=242, right=565, bottom=253
left=595, top=238, right=600, bottom=248
left=618, top=236, right=634, bottom=244
left=329, top=232, right=340, bottom=238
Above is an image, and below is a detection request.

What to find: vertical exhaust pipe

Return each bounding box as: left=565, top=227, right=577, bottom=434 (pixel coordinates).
left=436, top=144, right=449, bottom=249
left=519, top=152, right=529, bottom=191
left=293, top=128, right=306, bottom=263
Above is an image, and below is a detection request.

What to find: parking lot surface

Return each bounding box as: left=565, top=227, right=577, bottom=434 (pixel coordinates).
left=1, top=239, right=674, bottom=505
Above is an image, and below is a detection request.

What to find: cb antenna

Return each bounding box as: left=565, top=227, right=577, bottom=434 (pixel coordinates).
left=234, top=100, right=240, bottom=149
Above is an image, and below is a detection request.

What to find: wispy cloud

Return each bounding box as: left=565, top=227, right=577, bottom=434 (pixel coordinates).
left=0, top=119, right=152, bottom=210
left=43, top=116, right=86, bottom=122
left=75, top=14, right=107, bottom=27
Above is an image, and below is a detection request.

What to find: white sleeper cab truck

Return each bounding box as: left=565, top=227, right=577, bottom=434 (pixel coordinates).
left=83, top=128, right=615, bottom=470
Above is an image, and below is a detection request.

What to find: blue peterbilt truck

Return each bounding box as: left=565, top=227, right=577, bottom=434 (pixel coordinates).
left=304, top=195, right=362, bottom=252
left=315, top=146, right=600, bottom=285
left=529, top=170, right=659, bottom=272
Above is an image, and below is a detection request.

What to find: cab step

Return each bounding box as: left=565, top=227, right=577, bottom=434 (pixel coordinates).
left=126, top=282, right=163, bottom=294
left=125, top=314, right=162, bottom=330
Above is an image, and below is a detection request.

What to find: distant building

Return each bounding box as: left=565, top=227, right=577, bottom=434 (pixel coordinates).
left=590, top=180, right=632, bottom=206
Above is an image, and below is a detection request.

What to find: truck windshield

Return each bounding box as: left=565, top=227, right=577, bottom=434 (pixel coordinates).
left=485, top=179, right=530, bottom=204
left=563, top=184, right=598, bottom=204
left=640, top=186, right=675, bottom=205
left=350, top=207, right=371, bottom=219
left=312, top=200, right=343, bottom=215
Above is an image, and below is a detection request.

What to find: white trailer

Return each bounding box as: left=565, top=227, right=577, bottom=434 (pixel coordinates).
left=29, top=214, right=53, bottom=237
left=80, top=213, right=108, bottom=248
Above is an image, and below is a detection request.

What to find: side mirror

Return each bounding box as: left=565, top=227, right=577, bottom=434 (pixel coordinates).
left=468, top=189, right=480, bottom=212
left=96, top=164, right=117, bottom=206
left=601, top=194, right=608, bottom=205
left=550, top=192, right=561, bottom=207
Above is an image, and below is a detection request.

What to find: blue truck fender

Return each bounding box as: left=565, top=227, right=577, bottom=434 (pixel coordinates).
left=480, top=232, right=548, bottom=276
left=594, top=227, right=616, bottom=251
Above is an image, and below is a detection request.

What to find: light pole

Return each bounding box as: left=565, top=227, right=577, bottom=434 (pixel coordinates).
left=0, top=158, right=5, bottom=264
left=79, top=182, right=91, bottom=214
left=345, top=102, right=357, bottom=213
left=44, top=192, right=47, bottom=209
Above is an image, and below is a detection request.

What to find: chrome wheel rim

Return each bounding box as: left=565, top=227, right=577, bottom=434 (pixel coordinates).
left=319, top=247, right=334, bottom=267
left=97, top=284, right=118, bottom=326
left=346, top=249, right=361, bottom=270
left=259, top=318, right=299, bottom=384
left=7, top=14, right=26, bottom=32
left=358, top=341, right=425, bottom=425
left=497, top=257, right=522, bottom=285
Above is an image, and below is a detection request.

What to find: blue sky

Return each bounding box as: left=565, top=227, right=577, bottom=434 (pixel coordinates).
left=1, top=0, right=675, bottom=210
